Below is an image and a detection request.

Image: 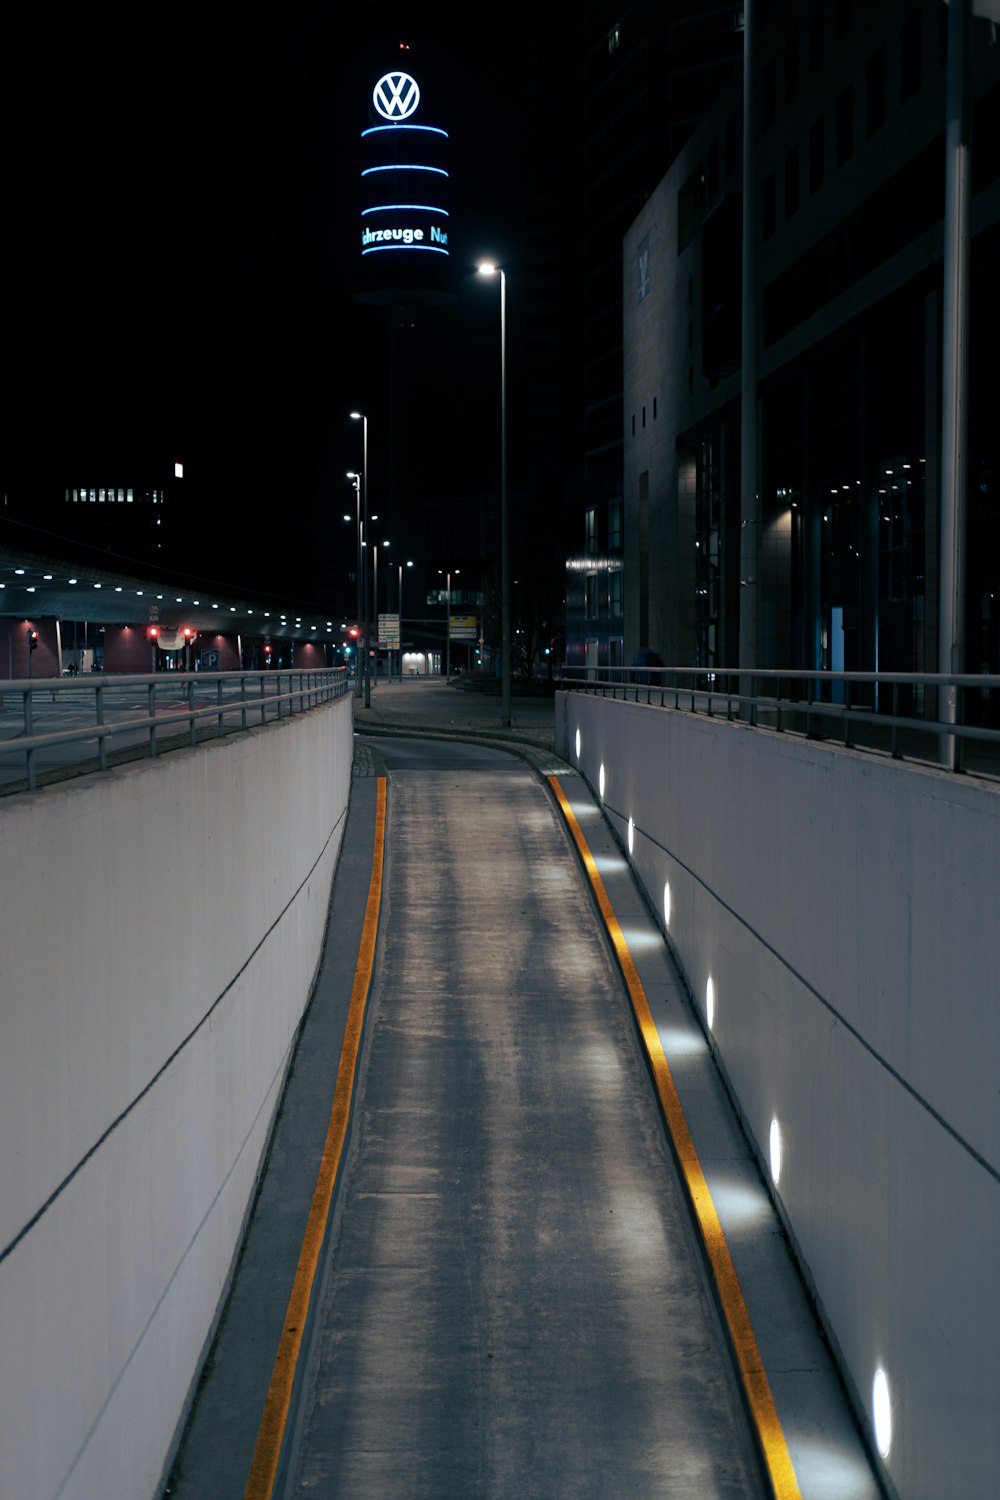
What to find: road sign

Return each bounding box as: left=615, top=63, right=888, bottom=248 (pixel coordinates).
left=449, top=614, right=477, bottom=640
left=378, top=613, right=400, bottom=648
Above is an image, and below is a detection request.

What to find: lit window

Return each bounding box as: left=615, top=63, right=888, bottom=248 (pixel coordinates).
left=608, top=22, right=620, bottom=54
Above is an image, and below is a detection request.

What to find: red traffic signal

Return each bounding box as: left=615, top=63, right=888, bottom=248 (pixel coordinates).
left=147, top=625, right=159, bottom=641
left=27, top=628, right=39, bottom=650
left=181, top=626, right=196, bottom=642
left=348, top=625, right=360, bottom=639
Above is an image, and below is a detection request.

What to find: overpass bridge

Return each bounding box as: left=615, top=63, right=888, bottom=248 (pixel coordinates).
left=0, top=677, right=995, bottom=1500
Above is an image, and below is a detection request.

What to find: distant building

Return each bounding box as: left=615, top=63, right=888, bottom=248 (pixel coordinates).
left=575, top=0, right=1000, bottom=684
left=567, top=1, right=745, bottom=668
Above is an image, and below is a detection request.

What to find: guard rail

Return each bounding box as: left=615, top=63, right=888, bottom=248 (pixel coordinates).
left=556, top=666, right=1000, bottom=778
left=0, top=667, right=351, bottom=794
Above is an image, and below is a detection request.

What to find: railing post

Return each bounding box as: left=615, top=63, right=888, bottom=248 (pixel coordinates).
left=240, top=675, right=248, bottom=732
left=97, top=682, right=109, bottom=770
left=891, top=682, right=900, bottom=758
left=148, top=680, right=158, bottom=757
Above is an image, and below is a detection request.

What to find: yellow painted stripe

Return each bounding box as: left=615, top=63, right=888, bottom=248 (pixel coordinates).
left=547, top=776, right=801, bottom=1500
left=243, top=776, right=387, bottom=1500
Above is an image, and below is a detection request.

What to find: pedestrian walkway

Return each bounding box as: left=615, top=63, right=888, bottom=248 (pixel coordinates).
left=164, top=684, right=882, bottom=1500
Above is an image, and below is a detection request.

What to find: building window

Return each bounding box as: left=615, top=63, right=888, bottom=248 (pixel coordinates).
left=785, top=145, right=800, bottom=218
left=763, top=171, right=777, bottom=239
left=608, top=22, right=620, bottom=54
left=636, top=234, right=651, bottom=302
left=866, top=48, right=886, bottom=136
left=609, top=568, right=623, bottom=616
left=585, top=506, right=597, bottom=555
left=608, top=499, right=623, bottom=551
left=900, top=9, right=922, bottom=103
left=761, top=57, right=776, bottom=131
left=836, top=84, right=853, bottom=167
left=585, top=572, right=598, bottom=619
left=808, top=0, right=824, bottom=73
left=785, top=29, right=799, bottom=105
left=809, top=117, right=825, bottom=194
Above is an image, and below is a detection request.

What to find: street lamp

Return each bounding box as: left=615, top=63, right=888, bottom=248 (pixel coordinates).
left=438, top=568, right=459, bottom=679
left=477, top=261, right=511, bottom=726
left=398, top=559, right=413, bottom=679
left=350, top=411, right=370, bottom=705
left=346, top=471, right=362, bottom=695
left=374, top=539, right=390, bottom=684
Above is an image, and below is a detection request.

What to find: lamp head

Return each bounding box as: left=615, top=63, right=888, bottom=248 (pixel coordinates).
left=477, top=261, right=498, bottom=277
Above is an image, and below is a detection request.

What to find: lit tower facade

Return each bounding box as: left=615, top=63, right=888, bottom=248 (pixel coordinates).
left=356, top=59, right=455, bottom=306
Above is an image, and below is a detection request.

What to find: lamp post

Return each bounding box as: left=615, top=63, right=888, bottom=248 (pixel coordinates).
left=374, top=540, right=389, bottom=684
left=438, top=569, right=459, bottom=678
left=350, top=411, right=370, bottom=705
left=346, top=471, right=362, bottom=694
left=398, top=559, right=412, bottom=680
left=477, top=261, right=510, bottom=726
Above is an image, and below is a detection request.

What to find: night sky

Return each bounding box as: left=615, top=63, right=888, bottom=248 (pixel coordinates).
left=4, top=2, right=573, bottom=604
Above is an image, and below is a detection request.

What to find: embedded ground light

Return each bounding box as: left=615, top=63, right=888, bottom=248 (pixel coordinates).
left=872, top=1367, right=892, bottom=1458
left=769, top=1117, right=782, bottom=1185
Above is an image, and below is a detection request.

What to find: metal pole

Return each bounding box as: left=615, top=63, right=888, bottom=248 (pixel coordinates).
left=500, top=269, right=511, bottom=726
left=374, top=544, right=379, bottom=686
left=359, top=417, right=371, bottom=707
left=939, top=0, right=971, bottom=768
left=353, top=474, right=362, bottom=696
left=446, top=571, right=451, bottom=679
left=739, top=0, right=759, bottom=683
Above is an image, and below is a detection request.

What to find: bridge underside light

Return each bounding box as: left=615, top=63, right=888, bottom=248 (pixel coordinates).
left=706, top=977, right=715, bottom=1030
left=663, top=880, right=671, bottom=929
left=575, top=727, right=581, bottom=759
left=599, top=763, right=606, bottom=799
left=627, top=816, right=634, bottom=854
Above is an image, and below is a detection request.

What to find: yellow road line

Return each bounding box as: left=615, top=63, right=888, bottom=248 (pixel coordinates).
left=547, top=776, right=801, bottom=1500
left=243, top=776, right=387, bottom=1500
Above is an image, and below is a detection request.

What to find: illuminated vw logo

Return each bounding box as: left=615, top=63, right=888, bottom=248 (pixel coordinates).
left=373, top=70, right=420, bottom=121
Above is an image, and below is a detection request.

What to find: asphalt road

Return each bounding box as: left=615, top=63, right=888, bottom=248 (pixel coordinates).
left=280, top=737, right=765, bottom=1499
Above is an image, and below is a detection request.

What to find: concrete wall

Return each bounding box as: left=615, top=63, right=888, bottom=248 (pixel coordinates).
left=0, top=695, right=353, bottom=1500
left=556, top=691, right=1000, bottom=1500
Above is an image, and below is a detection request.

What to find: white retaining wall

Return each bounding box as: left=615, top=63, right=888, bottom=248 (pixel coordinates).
left=0, top=697, right=353, bottom=1500
left=556, top=691, right=1000, bottom=1500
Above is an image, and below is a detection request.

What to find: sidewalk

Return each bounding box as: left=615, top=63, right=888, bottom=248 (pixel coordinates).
left=352, top=674, right=558, bottom=753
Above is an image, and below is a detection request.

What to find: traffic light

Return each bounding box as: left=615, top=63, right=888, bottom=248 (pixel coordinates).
left=182, top=627, right=196, bottom=643
left=147, top=626, right=159, bottom=641
left=27, top=628, right=39, bottom=651
left=348, top=625, right=361, bottom=641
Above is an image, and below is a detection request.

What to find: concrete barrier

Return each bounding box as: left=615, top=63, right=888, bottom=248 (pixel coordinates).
left=0, top=696, right=353, bottom=1500
left=556, top=691, right=1000, bottom=1500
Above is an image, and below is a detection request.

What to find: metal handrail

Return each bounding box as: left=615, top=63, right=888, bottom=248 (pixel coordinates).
left=0, top=668, right=351, bottom=794
left=556, top=666, right=1000, bottom=778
